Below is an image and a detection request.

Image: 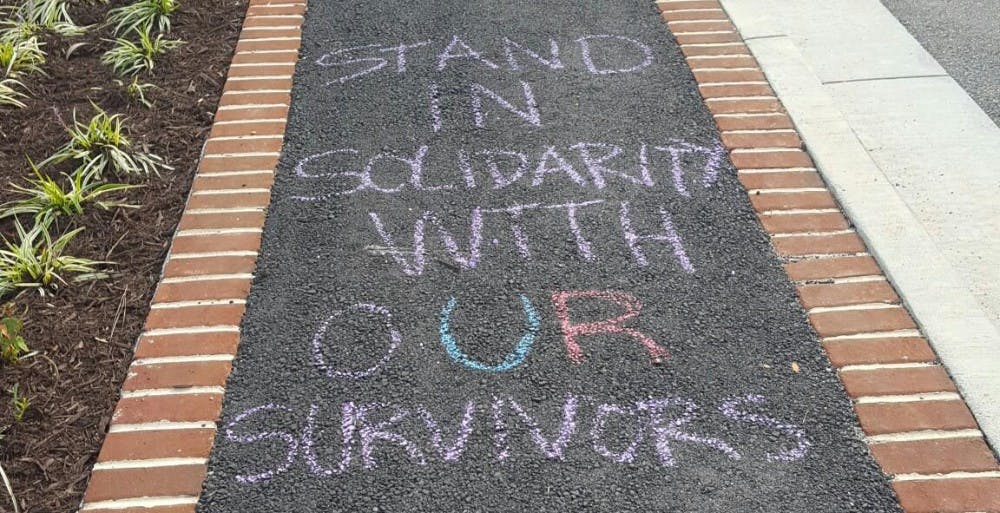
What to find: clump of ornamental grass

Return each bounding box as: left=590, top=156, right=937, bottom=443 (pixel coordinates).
left=114, top=76, right=155, bottom=108
left=0, top=37, right=46, bottom=79
left=0, top=78, right=26, bottom=108
left=5, top=0, right=87, bottom=37
left=0, top=160, right=140, bottom=222
left=0, top=219, right=108, bottom=298
left=0, top=303, right=28, bottom=364
left=0, top=19, right=40, bottom=44
left=107, top=0, right=180, bottom=36
left=101, top=24, right=182, bottom=76
left=41, top=106, right=169, bottom=176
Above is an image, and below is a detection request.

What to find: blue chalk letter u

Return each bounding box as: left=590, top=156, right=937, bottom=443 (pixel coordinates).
left=439, top=295, right=540, bottom=372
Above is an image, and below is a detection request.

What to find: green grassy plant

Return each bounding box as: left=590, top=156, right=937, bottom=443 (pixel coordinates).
left=6, top=0, right=86, bottom=37
left=101, top=25, right=182, bottom=76
left=0, top=78, right=26, bottom=108
left=41, top=106, right=169, bottom=176
left=1, top=161, right=140, bottom=221
left=115, top=76, right=155, bottom=108
left=6, top=385, right=28, bottom=423
left=0, top=304, right=28, bottom=364
left=0, top=459, right=17, bottom=513
left=0, top=219, right=108, bottom=298
left=0, top=37, right=46, bottom=79
left=108, top=0, right=179, bottom=36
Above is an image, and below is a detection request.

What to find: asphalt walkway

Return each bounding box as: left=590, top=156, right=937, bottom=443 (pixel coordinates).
left=196, top=1, right=898, bottom=511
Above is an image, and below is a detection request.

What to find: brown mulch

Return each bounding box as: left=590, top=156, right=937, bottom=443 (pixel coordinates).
left=0, top=0, right=248, bottom=510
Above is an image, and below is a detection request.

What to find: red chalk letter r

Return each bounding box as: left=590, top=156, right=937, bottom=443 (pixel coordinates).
left=551, top=290, right=669, bottom=365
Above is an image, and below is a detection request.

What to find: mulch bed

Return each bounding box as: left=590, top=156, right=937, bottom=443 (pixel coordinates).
left=0, top=0, right=248, bottom=510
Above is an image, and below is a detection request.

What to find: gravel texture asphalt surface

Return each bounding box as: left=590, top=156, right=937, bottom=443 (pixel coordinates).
left=880, top=0, right=1000, bottom=124
left=197, top=1, right=901, bottom=511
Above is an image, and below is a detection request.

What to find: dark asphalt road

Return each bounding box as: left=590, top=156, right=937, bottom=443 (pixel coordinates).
left=881, top=0, right=1000, bottom=124
left=197, top=1, right=901, bottom=511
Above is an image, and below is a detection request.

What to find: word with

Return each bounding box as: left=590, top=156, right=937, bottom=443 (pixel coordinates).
left=365, top=200, right=695, bottom=276
left=313, top=290, right=669, bottom=380
left=291, top=140, right=725, bottom=199
left=224, top=393, right=811, bottom=484
left=316, top=34, right=654, bottom=86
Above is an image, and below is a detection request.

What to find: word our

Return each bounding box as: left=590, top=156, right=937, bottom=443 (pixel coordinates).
left=316, top=34, right=655, bottom=86
left=366, top=200, right=695, bottom=277
left=292, top=140, right=725, bottom=199
left=313, top=290, right=670, bottom=380
left=225, top=393, right=810, bottom=484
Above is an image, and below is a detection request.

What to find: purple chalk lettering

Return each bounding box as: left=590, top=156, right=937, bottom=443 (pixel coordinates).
left=542, top=200, right=603, bottom=261
left=429, top=82, right=443, bottom=133
left=355, top=403, right=427, bottom=469
left=478, top=150, right=529, bottom=189
left=294, top=148, right=360, bottom=179
left=471, top=81, right=541, bottom=128
left=576, top=35, right=653, bottom=75
left=437, top=35, right=499, bottom=71
left=368, top=212, right=427, bottom=276
left=639, top=397, right=741, bottom=467
left=225, top=404, right=299, bottom=484
left=361, top=148, right=426, bottom=194
left=317, top=44, right=388, bottom=86
left=500, top=394, right=579, bottom=460
left=403, top=145, right=453, bottom=191
left=416, top=401, right=476, bottom=462
left=457, top=149, right=476, bottom=188
left=720, top=394, right=811, bottom=462
left=619, top=201, right=695, bottom=273
left=533, top=146, right=587, bottom=187
left=300, top=404, right=355, bottom=476
left=311, top=302, right=403, bottom=380
left=654, top=141, right=693, bottom=197
left=503, top=37, right=564, bottom=71
left=426, top=208, right=483, bottom=270
left=492, top=396, right=510, bottom=462
left=484, top=203, right=540, bottom=259
left=590, top=403, right=644, bottom=463
left=571, top=143, right=653, bottom=189
left=654, top=140, right=728, bottom=195
left=379, top=40, right=430, bottom=72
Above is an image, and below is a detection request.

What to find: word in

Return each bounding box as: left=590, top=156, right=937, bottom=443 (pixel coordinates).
left=316, top=35, right=654, bottom=86
left=313, top=290, right=669, bottom=379
left=224, top=393, right=811, bottom=484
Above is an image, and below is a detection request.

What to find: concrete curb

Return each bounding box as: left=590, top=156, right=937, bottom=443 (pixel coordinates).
left=715, top=0, right=1000, bottom=452
left=75, top=1, right=305, bottom=511
left=658, top=0, right=1000, bottom=511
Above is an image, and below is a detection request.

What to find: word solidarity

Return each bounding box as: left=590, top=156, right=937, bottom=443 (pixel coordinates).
left=315, top=34, right=655, bottom=86
left=225, top=393, right=811, bottom=484
left=292, top=140, right=725, bottom=198
left=312, top=291, right=670, bottom=379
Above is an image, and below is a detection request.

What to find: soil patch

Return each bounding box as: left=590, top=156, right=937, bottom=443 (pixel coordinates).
left=0, top=0, right=247, bottom=510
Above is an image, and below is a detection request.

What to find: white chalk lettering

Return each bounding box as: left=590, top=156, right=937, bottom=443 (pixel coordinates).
left=503, top=37, right=564, bottom=71
left=380, top=40, right=431, bottom=72
left=576, top=35, right=653, bottom=75
left=317, top=44, right=389, bottom=86
left=437, top=35, right=500, bottom=71
left=470, top=80, right=541, bottom=128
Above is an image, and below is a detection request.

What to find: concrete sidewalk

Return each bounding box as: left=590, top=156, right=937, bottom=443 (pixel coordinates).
left=717, top=0, right=1000, bottom=449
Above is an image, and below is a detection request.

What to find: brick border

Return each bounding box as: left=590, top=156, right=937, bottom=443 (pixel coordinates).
left=655, top=1, right=1000, bottom=512
left=76, top=1, right=304, bottom=511
left=75, top=1, right=1000, bottom=511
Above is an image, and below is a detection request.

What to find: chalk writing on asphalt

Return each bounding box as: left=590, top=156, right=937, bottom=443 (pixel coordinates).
left=226, top=33, right=814, bottom=484
left=225, top=394, right=810, bottom=484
